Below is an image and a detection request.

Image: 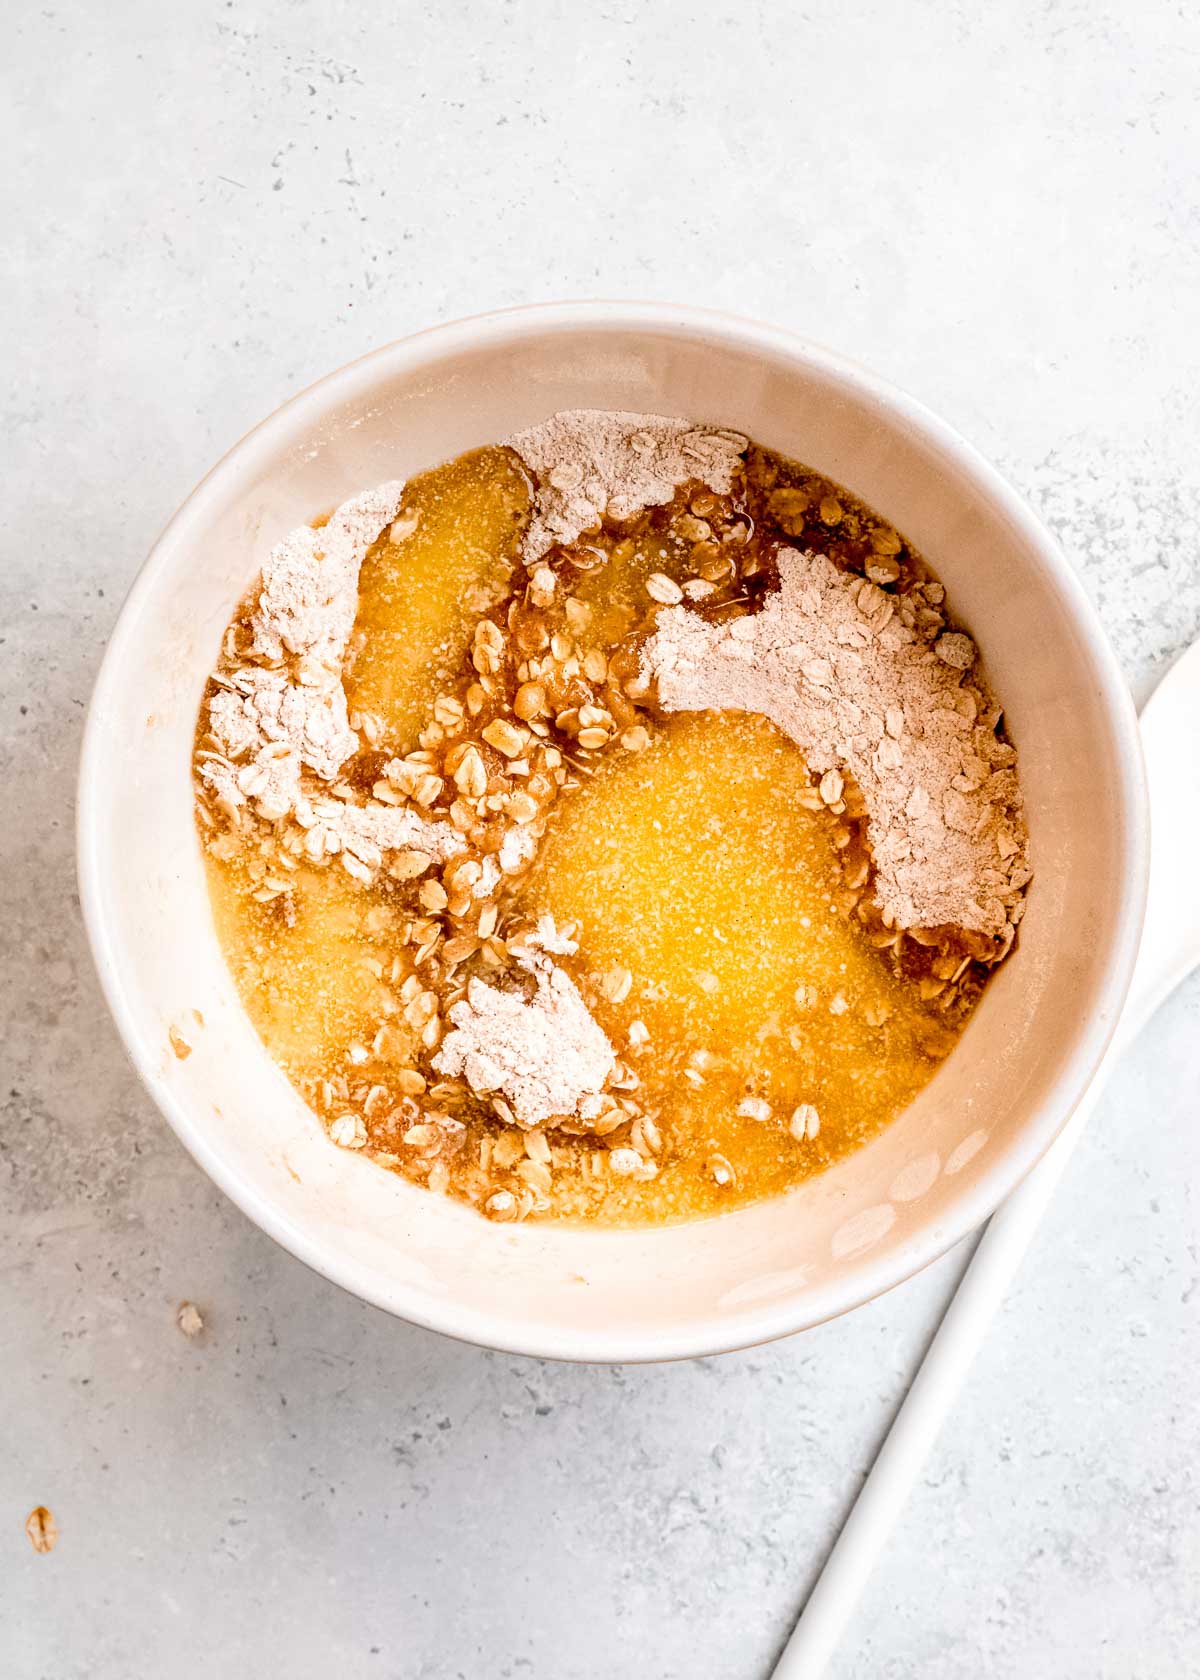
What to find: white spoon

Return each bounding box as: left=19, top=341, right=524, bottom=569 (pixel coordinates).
left=772, top=635, right=1200, bottom=1679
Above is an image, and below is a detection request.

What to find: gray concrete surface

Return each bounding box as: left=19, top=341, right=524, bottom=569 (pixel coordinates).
left=4, top=3, right=1199, bottom=1676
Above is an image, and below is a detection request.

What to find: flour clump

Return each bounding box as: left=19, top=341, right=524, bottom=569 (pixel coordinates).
left=434, top=948, right=617, bottom=1129
left=509, top=409, right=746, bottom=562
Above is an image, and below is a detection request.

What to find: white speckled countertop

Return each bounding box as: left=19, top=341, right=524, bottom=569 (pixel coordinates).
left=4, top=3, right=1199, bottom=1675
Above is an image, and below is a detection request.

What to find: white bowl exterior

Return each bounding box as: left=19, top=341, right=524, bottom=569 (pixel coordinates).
left=78, top=305, right=1147, bottom=1360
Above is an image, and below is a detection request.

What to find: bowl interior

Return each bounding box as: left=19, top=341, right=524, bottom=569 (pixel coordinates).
left=79, top=308, right=1144, bottom=1359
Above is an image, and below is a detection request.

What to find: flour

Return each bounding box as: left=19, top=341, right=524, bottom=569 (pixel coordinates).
left=509, top=410, right=746, bottom=562
left=200, top=484, right=403, bottom=815
left=498, top=826, right=537, bottom=874
left=250, top=482, right=405, bottom=672
left=433, top=948, right=617, bottom=1128
left=208, top=665, right=357, bottom=784
left=642, top=547, right=1030, bottom=938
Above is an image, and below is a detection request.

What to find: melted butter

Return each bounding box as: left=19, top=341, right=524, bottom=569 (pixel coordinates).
left=348, top=446, right=529, bottom=752
left=525, top=711, right=942, bottom=1221
left=207, top=860, right=395, bottom=1083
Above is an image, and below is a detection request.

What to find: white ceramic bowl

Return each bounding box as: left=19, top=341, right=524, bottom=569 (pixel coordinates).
left=78, top=303, right=1147, bottom=1361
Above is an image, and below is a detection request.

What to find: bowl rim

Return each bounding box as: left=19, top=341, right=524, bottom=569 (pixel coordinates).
left=77, top=300, right=1149, bottom=1362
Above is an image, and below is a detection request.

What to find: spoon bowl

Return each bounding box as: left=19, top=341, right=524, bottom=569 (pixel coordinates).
left=1122, top=637, right=1200, bottom=1033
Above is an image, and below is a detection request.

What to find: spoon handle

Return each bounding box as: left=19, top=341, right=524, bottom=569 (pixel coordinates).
left=770, top=1082, right=1101, bottom=1678
left=771, top=636, right=1200, bottom=1678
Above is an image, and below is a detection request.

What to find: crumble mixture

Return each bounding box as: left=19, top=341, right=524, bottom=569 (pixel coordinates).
left=194, top=413, right=1030, bottom=1224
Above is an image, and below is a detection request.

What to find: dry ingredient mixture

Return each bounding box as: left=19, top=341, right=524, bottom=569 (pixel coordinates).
left=194, top=412, right=1030, bottom=1225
